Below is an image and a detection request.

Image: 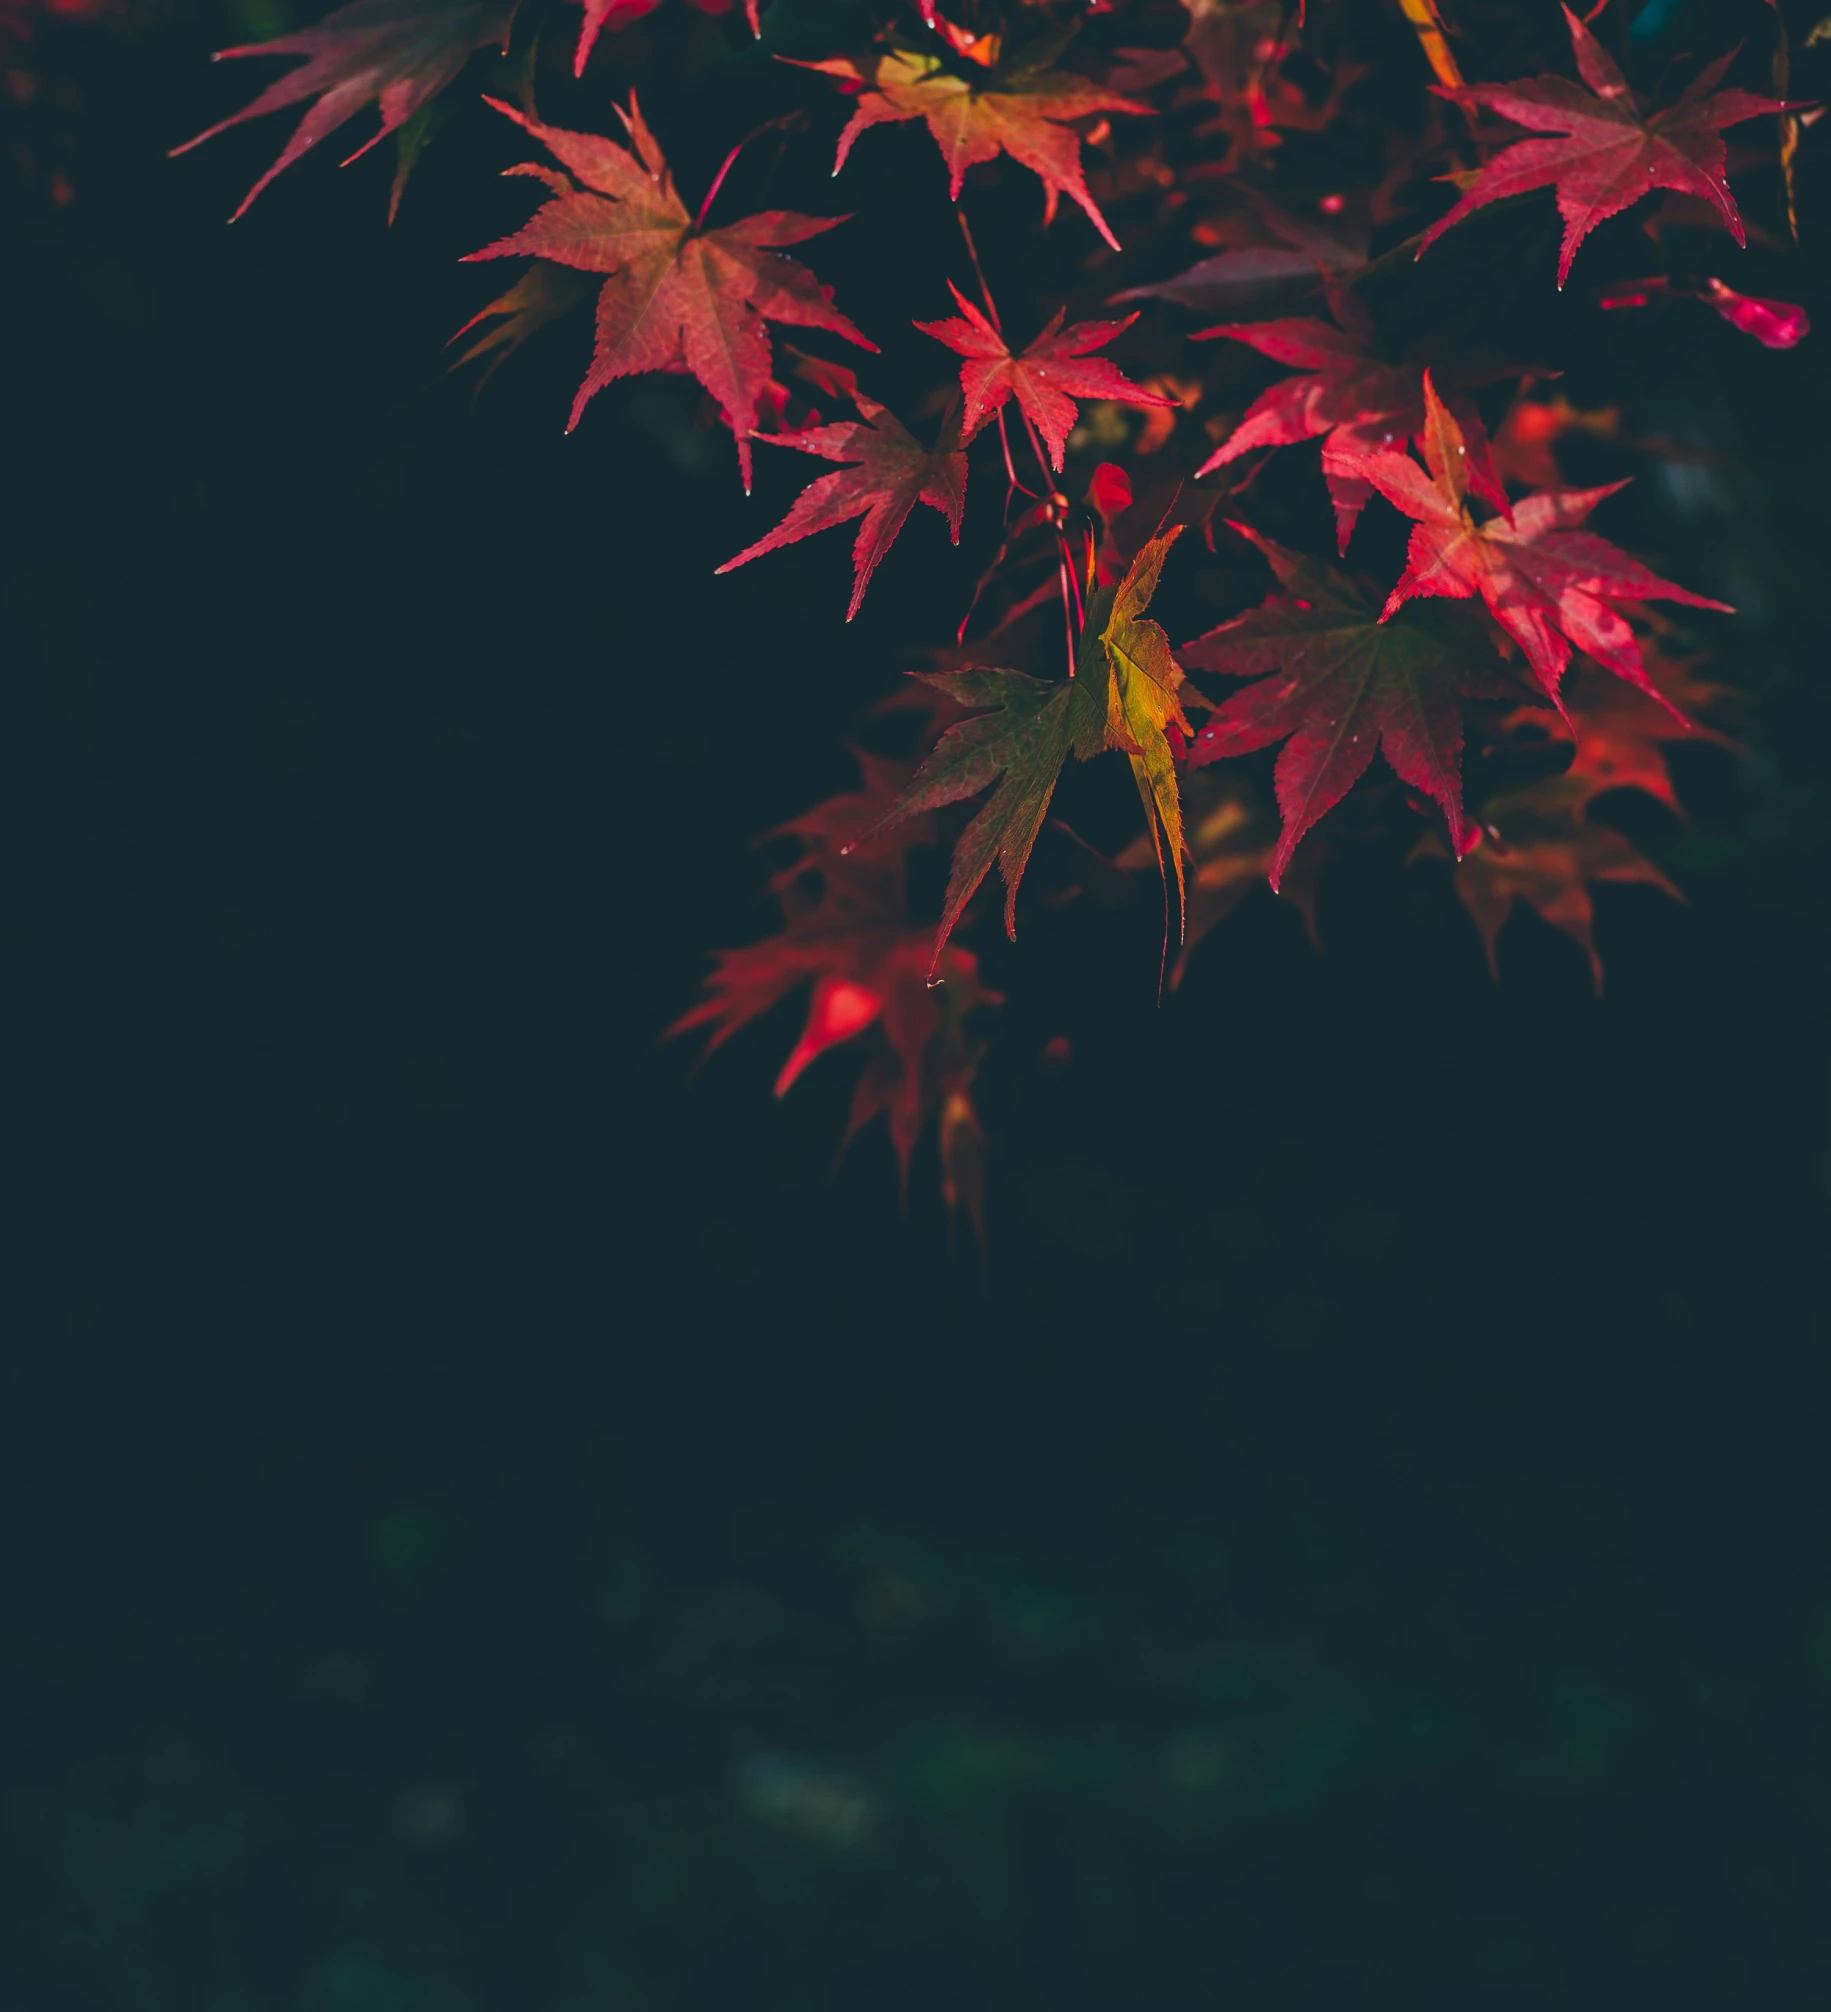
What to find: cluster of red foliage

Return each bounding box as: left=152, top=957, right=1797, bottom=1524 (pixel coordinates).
left=144, top=0, right=1805, bottom=1232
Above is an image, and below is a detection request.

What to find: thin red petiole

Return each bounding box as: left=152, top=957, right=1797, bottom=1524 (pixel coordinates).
left=1008, top=401, right=1084, bottom=637
left=995, top=410, right=1040, bottom=516
left=1010, top=398, right=1052, bottom=491
left=955, top=207, right=1002, bottom=331
left=695, top=142, right=746, bottom=229
left=1058, top=553, right=1079, bottom=679
left=694, top=112, right=805, bottom=230
left=957, top=205, right=1083, bottom=674
left=1061, top=529, right=1085, bottom=632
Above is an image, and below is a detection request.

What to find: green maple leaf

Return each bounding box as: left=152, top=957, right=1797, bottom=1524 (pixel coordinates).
left=857, top=534, right=1190, bottom=969
left=853, top=666, right=1100, bottom=966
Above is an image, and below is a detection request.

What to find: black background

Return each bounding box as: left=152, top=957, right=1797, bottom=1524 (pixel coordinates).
left=5, top=2, right=1831, bottom=2005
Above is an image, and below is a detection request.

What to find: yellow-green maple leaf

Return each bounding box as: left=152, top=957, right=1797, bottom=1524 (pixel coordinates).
left=1096, top=531, right=1191, bottom=933
left=856, top=535, right=1191, bottom=967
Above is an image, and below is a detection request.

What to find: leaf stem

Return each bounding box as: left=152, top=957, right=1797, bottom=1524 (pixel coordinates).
left=1007, top=398, right=1084, bottom=649
left=1057, top=551, right=1079, bottom=679
left=955, top=207, right=1002, bottom=331
left=994, top=410, right=1035, bottom=511
left=694, top=112, right=806, bottom=230
left=695, top=142, right=747, bottom=229
left=956, top=215, right=1083, bottom=675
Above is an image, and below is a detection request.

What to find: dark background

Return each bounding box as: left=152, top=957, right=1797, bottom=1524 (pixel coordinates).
left=5, top=2, right=1831, bottom=2005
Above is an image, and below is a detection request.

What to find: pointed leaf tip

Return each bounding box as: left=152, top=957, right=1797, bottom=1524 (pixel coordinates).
left=1414, top=17, right=1782, bottom=282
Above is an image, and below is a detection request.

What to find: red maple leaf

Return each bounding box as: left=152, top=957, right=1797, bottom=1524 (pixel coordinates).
left=1598, top=273, right=1812, bottom=349
left=1432, top=773, right=1682, bottom=992
left=463, top=97, right=874, bottom=488
left=913, top=285, right=1174, bottom=471
left=800, top=47, right=1150, bottom=249
left=1503, top=649, right=1742, bottom=818
left=571, top=0, right=745, bottom=81
left=1348, top=374, right=1731, bottom=713
left=716, top=389, right=967, bottom=619
left=1194, top=289, right=1508, bottom=549
left=171, top=0, right=514, bottom=220
left=669, top=753, right=1000, bottom=1231
left=1417, top=4, right=1786, bottom=286
left=1184, top=523, right=1514, bottom=884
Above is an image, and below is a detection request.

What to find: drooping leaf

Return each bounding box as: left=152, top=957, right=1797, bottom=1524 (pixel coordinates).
left=462, top=96, right=874, bottom=487
left=1100, top=530, right=1193, bottom=932
left=1431, top=772, right=1682, bottom=992
left=914, top=285, right=1174, bottom=470
left=716, top=392, right=967, bottom=619
left=171, top=0, right=515, bottom=220
left=857, top=534, right=1190, bottom=965
left=1347, top=374, right=1731, bottom=712
left=1117, top=764, right=1323, bottom=989
left=1185, top=523, right=1509, bottom=884
left=1417, top=4, right=1787, bottom=286
left=668, top=751, right=1000, bottom=1233
left=1194, top=291, right=1507, bottom=550
left=800, top=46, right=1150, bottom=249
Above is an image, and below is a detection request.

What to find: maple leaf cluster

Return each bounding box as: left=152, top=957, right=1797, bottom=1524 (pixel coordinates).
left=157, top=0, right=1803, bottom=1223
left=667, top=748, right=1002, bottom=1236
